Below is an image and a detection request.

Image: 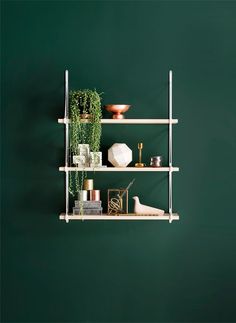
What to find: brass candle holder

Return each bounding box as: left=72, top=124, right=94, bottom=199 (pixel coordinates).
left=135, top=143, right=145, bottom=167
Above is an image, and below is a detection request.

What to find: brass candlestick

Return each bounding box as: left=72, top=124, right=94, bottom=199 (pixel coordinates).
left=135, top=143, right=145, bottom=167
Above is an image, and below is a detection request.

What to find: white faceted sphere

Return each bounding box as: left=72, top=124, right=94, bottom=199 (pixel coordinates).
left=108, top=143, right=132, bottom=167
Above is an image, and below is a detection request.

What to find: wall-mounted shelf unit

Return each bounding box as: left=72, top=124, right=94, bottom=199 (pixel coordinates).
left=59, top=70, right=180, bottom=223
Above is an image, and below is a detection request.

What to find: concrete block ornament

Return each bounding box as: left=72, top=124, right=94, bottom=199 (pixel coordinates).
left=73, top=155, right=86, bottom=167
left=108, top=143, right=132, bottom=167
left=90, top=152, right=102, bottom=167
left=78, top=144, right=90, bottom=166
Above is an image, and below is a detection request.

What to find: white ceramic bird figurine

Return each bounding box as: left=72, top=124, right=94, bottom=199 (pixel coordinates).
left=132, top=196, right=165, bottom=216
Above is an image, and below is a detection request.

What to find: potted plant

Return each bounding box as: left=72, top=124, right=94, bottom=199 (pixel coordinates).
left=69, top=89, right=102, bottom=197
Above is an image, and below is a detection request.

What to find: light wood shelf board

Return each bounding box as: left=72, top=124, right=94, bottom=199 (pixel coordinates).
left=59, top=213, right=179, bottom=221
left=59, top=166, right=179, bottom=172
left=58, top=118, right=178, bottom=125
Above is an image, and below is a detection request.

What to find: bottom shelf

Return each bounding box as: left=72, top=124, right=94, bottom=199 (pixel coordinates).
left=59, top=213, right=179, bottom=222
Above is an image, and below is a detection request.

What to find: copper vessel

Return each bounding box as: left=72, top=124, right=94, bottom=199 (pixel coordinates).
left=89, top=190, right=100, bottom=201
left=150, top=156, right=163, bottom=167
left=104, top=105, right=131, bottom=119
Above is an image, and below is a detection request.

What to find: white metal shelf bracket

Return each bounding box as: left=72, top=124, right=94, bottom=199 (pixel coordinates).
left=168, top=70, right=173, bottom=223
left=64, top=70, right=69, bottom=223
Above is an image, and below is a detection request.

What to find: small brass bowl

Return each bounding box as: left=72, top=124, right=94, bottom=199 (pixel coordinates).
left=104, top=104, right=131, bottom=119
left=80, top=113, right=91, bottom=119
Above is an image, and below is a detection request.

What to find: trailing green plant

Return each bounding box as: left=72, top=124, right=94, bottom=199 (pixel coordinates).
left=69, top=89, right=102, bottom=198
left=68, top=169, right=86, bottom=196
left=70, top=89, right=102, bottom=154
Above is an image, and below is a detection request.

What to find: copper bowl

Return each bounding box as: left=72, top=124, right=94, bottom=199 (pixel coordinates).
left=104, top=104, right=131, bottom=119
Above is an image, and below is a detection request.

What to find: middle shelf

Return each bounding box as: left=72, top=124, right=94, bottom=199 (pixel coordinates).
left=59, top=166, right=179, bottom=172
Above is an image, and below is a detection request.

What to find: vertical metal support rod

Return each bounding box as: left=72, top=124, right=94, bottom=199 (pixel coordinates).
left=168, top=70, right=173, bottom=222
left=64, top=70, right=69, bottom=222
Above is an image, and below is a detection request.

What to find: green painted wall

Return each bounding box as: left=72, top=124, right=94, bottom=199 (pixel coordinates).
left=1, top=1, right=236, bottom=322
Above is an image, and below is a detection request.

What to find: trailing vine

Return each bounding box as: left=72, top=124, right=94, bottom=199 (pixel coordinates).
left=69, top=89, right=102, bottom=197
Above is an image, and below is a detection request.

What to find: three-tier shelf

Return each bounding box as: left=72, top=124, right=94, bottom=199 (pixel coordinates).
left=59, top=70, right=180, bottom=223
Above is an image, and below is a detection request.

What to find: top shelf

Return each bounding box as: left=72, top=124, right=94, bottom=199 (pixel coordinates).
left=58, top=118, right=178, bottom=125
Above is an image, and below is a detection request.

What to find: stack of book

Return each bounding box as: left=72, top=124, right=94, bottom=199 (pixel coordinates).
left=73, top=200, right=103, bottom=215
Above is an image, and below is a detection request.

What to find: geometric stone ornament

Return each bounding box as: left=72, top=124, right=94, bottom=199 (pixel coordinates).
left=108, top=143, right=132, bottom=167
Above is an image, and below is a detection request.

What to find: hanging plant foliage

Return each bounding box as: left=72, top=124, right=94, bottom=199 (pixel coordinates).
left=69, top=89, right=103, bottom=197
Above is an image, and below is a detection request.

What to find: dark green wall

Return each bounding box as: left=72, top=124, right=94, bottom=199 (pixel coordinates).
left=1, top=1, right=236, bottom=322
